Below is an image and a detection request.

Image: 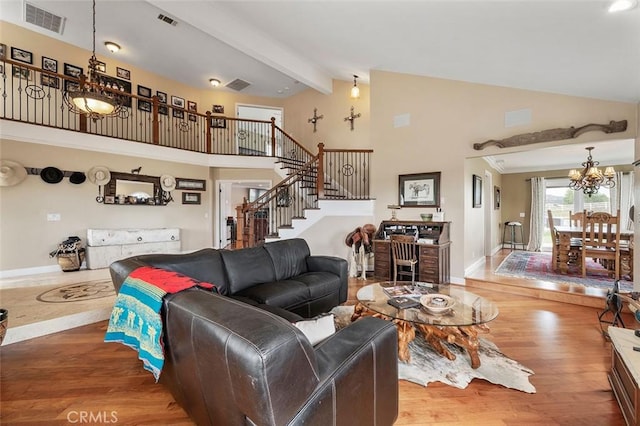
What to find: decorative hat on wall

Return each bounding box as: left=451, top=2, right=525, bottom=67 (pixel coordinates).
left=69, top=172, right=87, bottom=184
left=160, top=174, right=176, bottom=191
left=40, top=166, right=64, bottom=184
left=87, top=166, right=111, bottom=185
left=0, top=160, right=28, bottom=187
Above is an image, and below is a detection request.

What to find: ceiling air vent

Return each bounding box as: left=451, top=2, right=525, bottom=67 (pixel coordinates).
left=25, top=2, right=66, bottom=35
left=226, top=79, right=251, bottom=92
left=157, top=14, right=178, bottom=26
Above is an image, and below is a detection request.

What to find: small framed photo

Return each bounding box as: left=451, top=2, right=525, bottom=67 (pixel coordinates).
left=64, top=80, right=80, bottom=92
left=138, top=99, right=152, bottom=112
left=42, top=56, right=57, bottom=73
left=182, top=192, right=201, bottom=205
left=0, top=44, right=6, bottom=59
left=212, top=104, right=224, bottom=114
left=472, top=174, right=482, bottom=208
left=494, top=186, right=501, bottom=210
left=171, top=95, right=185, bottom=109
left=137, top=85, right=152, bottom=98
left=95, top=60, right=106, bottom=73
left=41, top=74, right=59, bottom=88
left=187, top=101, right=197, bottom=112
left=64, top=63, right=83, bottom=78
left=12, top=66, right=31, bottom=81
left=156, top=91, right=167, bottom=104
left=116, top=67, right=130, bottom=80
left=11, top=47, right=32, bottom=64
left=188, top=114, right=197, bottom=122
left=158, top=105, right=168, bottom=115
left=172, top=109, right=184, bottom=119
left=398, top=172, right=441, bottom=207
left=176, top=178, right=206, bottom=191
left=211, top=117, right=226, bottom=128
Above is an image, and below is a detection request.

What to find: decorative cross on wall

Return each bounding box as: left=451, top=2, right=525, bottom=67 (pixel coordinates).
left=307, top=108, right=324, bottom=132
left=344, top=106, right=361, bottom=131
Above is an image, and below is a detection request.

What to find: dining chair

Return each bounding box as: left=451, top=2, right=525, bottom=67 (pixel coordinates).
left=390, top=234, right=418, bottom=284
left=581, top=210, right=621, bottom=280
left=548, top=210, right=581, bottom=271
left=619, top=237, right=633, bottom=280
left=569, top=210, right=585, bottom=227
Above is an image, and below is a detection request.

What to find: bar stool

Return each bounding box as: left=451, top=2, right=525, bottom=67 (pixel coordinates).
left=502, top=221, right=526, bottom=250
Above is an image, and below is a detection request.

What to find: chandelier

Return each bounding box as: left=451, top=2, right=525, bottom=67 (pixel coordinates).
left=568, top=146, right=615, bottom=197
left=64, top=0, right=123, bottom=119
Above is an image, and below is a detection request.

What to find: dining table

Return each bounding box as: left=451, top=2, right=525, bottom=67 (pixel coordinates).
left=554, top=225, right=634, bottom=274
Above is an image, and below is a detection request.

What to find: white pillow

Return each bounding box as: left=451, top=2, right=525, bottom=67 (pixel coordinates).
left=293, top=314, right=336, bottom=345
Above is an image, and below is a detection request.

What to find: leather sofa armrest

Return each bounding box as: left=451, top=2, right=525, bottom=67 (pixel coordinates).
left=292, top=317, right=399, bottom=425
left=109, top=258, right=148, bottom=292
left=307, top=255, right=348, bottom=303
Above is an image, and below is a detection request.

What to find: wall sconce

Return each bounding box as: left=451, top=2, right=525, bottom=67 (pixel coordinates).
left=350, top=75, right=360, bottom=99
left=209, top=78, right=221, bottom=87
left=104, top=41, right=121, bottom=53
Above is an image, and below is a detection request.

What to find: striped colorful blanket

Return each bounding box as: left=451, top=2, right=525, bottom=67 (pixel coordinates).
left=104, top=266, right=216, bottom=381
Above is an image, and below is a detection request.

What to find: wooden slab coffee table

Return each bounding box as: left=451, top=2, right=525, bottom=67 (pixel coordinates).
left=353, top=282, right=499, bottom=368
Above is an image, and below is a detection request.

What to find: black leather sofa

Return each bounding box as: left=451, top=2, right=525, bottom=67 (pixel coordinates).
left=109, top=238, right=348, bottom=319
left=108, top=238, right=400, bottom=425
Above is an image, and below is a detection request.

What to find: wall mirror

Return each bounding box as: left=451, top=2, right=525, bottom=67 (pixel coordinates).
left=103, top=172, right=165, bottom=205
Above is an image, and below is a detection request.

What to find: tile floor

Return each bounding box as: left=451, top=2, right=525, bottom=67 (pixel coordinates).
left=0, top=268, right=115, bottom=345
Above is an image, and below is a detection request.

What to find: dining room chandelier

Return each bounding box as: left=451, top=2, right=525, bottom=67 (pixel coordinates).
left=64, top=0, right=123, bottom=119
left=568, top=146, right=615, bottom=197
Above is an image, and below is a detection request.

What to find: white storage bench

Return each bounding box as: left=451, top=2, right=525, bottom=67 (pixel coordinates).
left=85, top=228, right=181, bottom=269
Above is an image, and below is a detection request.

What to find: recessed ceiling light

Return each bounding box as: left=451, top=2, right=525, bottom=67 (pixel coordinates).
left=209, top=78, right=221, bottom=87
left=608, top=0, right=638, bottom=12
left=104, top=41, right=120, bottom=53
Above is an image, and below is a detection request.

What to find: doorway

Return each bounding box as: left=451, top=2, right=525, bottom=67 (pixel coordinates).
left=236, top=104, right=283, bottom=156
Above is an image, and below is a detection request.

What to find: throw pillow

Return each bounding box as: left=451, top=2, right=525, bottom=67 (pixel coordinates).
left=293, top=313, right=335, bottom=345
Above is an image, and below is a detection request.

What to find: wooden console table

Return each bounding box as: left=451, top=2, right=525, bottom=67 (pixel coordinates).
left=608, top=326, right=640, bottom=426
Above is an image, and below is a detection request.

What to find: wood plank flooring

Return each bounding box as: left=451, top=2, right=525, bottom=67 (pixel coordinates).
left=1, top=253, right=635, bottom=425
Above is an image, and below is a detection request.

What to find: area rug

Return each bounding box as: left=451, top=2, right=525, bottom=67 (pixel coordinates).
left=494, top=251, right=633, bottom=292
left=36, top=280, right=115, bottom=303
left=331, top=305, right=536, bottom=393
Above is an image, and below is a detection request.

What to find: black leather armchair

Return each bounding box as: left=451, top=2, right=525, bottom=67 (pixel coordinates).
left=162, top=289, right=399, bottom=426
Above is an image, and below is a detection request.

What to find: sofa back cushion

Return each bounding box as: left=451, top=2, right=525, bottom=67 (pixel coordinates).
left=220, top=247, right=276, bottom=294
left=263, top=238, right=310, bottom=281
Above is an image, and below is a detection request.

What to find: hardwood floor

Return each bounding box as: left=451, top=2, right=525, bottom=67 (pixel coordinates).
left=0, top=253, right=635, bottom=425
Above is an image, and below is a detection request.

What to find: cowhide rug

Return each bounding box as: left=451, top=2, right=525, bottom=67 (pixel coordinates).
left=330, top=305, right=536, bottom=393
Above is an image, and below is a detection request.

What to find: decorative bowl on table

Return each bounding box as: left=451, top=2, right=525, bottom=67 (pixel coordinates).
left=420, top=294, right=455, bottom=314
left=420, top=213, right=433, bottom=222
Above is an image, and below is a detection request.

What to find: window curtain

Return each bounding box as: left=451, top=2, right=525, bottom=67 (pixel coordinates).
left=527, top=176, right=545, bottom=251
left=610, top=171, right=634, bottom=229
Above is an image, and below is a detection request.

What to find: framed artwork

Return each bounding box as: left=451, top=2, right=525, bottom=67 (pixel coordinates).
left=11, top=47, right=32, bottom=64
left=116, top=67, right=130, bottom=80
left=137, top=99, right=152, bottom=112
left=12, top=66, right=31, bottom=80
left=182, top=192, right=201, bottom=205
left=172, top=109, right=184, bottom=119
left=95, top=60, right=106, bottom=73
left=187, top=101, right=197, bottom=112
left=41, top=74, right=60, bottom=88
left=63, top=63, right=83, bottom=78
left=42, top=56, right=57, bottom=73
left=398, top=172, right=441, bottom=208
left=472, top=174, right=482, bottom=208
left=171, top=95, right=185, bottom=109
left=175, top=178, right=206, bottom=191
left=158, top=105, right=168, bottom=115
left=64, top=80, right=80, bottom=92
left=156, top=91, right=167, bottom=104
left=137, top=85, right=152, bottom=98
left=188, top=114, right=197, bottom=122
left=494, top=186, right=501, bottom=210
left=211, top=117, right=226, bottom=128
left=0, top=44, right=6, bottom=59
left=94, top=73, right=132, bottom=107
left=212, top=104, right=224, bottom=114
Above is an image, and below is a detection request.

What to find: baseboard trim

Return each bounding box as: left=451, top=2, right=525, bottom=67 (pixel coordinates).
left=0, top=265, right=61, bottom=281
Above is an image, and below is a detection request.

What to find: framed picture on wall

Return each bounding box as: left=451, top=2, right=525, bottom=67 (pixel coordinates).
left=494, top=186, right=501, bottom=210
left=398, top=172, right=441, bottom=207
left=473, top=174, right=482, bottom=208
left=175, top=178, right=206, bottom=191
left=182, top=192, right=201, bottom=205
